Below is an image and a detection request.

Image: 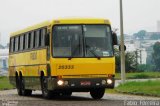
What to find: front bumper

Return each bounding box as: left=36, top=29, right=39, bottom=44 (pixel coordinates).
left=47, top=77, right=115, bottom=91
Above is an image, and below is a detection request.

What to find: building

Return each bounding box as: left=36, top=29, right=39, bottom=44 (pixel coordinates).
left=125, top=43, right=136, bottom=52
left=0, top=48, right=9, bottom=76
left=137, top=48, right=147, bottom=64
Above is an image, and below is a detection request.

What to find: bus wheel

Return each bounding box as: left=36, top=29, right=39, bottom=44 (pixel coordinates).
left=24, top=90, right=32, bottom=96
left=41, top=76, right=52, bottom=99
left=16, top=76, right=22, bottom=96
left=20, top=77, right=32, bottom=96
left=90, top=88, right=105, bottom=99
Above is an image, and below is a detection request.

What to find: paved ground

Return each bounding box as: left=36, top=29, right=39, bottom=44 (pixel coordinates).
left=0, top=78, right=160, bottom=106
left=0, top=89, right=159, bottom=106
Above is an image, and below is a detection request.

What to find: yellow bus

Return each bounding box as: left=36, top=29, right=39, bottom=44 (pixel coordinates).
left=9, top=18, right=117, bottom=99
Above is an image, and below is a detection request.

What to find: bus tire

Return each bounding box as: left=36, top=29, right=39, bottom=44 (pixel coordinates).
left=16, top=75, right=22, bottom=96
left=24, top=90, right=32, bottom=96
left=20, top=76, right=32, bottom=96
left=41, top=76, right=52, bottom=99
left=90, top=88, right=105, bottom=99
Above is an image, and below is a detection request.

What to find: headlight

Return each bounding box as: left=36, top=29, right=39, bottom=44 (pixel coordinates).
left=57, top=80, right=64, bottom=86
left=107, top=79, right=112, bottom=84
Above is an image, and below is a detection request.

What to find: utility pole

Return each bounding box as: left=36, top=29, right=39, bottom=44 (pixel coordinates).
left=120, top=0, right=126, bottom=83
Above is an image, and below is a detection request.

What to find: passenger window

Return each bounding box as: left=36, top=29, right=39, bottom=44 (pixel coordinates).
left=18, top=36, right=20, bottom=51
left=20, top=35, right=24, bottom=51
left=28, top=33, right=31, bottom=49
left=41, top=28, right=46, bottom=46
left=23, top=34, right=25, bottom=50
left=10, top=38, right=14, bottom=52
left=39, top=29, right=42, bottom=47
left=15, top=36, right=19, bottom=52
left=13, top=37, right=15, bottom=52
left=31, top=31, right=35, bottom=49
left=25, top=33, right=28, bottom=49
left=9, top=39, right=11, bottom=52
left=35, top=30, right=40, bottom=48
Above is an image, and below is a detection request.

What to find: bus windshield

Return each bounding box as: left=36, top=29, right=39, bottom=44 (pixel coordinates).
left=52, top=25, right=113, bottom=58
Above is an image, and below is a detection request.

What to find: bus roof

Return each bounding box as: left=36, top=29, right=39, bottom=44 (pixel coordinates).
left=51, top=18, right=111, bottom=24
left=10, top=18, right=110, bottom=37
left=10, top=21, right=50, bottom=37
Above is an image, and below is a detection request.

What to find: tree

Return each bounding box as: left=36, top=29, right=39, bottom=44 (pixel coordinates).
left=152, top=42, right=160, bottom=71
left=150, top=33, right=160, bottom=40
left=115, top=51, right=137, bottom=73
left=133, top=30, right=146, bottom=40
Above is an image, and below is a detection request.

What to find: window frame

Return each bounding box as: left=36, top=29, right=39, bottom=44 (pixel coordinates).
left=15, top=36, right=19, bottom=52
left=51, top=24, right=114, bottom=58
left=20, top=35, right=24, bottom=51
left=9, top=27, right=48, bottom=53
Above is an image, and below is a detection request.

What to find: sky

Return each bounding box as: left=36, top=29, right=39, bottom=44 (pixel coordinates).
left=0, top=0, right=160, bottom=45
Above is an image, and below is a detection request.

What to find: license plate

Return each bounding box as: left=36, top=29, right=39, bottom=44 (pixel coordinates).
left=80, top=81, right=91, bottom=86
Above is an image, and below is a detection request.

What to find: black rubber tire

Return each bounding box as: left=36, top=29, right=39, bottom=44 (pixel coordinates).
left=24, top=90, right=32, bottom=96
left=41, top=76, right=52, bottom=99
left=20, top=77, right=32, bottom=96
left=16, top=76, right=22, bottom=96
left=90, top=88, right=105, bottom=99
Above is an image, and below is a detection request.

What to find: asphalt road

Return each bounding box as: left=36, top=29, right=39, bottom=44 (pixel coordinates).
left=0, top=89, right=159, bottom=106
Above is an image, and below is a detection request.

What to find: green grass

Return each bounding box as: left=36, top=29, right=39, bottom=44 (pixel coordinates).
left=105, top=89, right=118, bottom=94
left=116, top=80, right=160, bottom=97
left=115, top=72, right=160, bottom=80
left=0, top=76, right=14, bottom=90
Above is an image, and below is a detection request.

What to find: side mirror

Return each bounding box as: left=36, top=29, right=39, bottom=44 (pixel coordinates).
left=112, top=32, right=118, bottom=45
left=45, top=33, right=50, bottom=46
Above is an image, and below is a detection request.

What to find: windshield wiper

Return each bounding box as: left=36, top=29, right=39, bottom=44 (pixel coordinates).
left=86, top=45, right=101, bottom=60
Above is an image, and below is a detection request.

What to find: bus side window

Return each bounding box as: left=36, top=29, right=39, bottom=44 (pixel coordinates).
left=9, top=39, right=11, bottom=53
left=10, top=37, right=14, bottom=53
left=25, top=33, right=29, bottom=49
left=31, top=31, right=35, bottom=49
left=15, top=37, right=17, bottom=52
left=39, top=29, right=42, bottom=47
left=35, top=30, right=40, bottom=48
left=20, top=35, right=24, bottom=51
left=41, top=28, right=46, bottom=47
left=23, top=34, right=25, bottom=50
left=10, top=38, right=12, bottom=52
left=28, top=32, right=31, bottom=49
left=13, top=37, right=15, bottom=52
left=18, top=36, right=20, bottom=51
left=26, top=33, right=31, bottom=49
left=15, top=36, right=19, bottom=52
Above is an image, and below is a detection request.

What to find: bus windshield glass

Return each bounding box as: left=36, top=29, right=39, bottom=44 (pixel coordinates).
left=52, top=25, right=113, bottom=58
